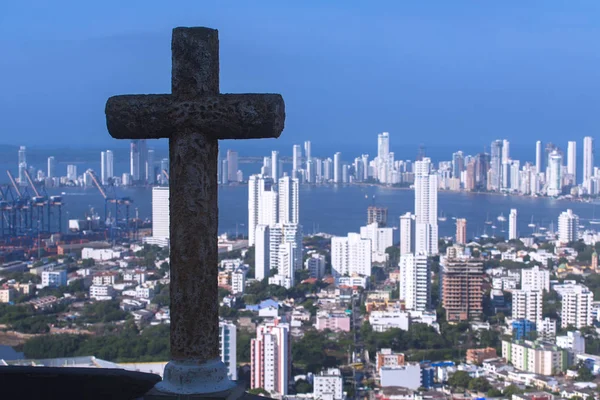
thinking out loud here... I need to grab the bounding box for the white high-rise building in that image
[535,140,543,175]
[399,213,412,255]
[512,290,543,324]
[562,287,594,328]
[251,320,290,396]
[106,150,114,182]
[521,266,550,292]
[558,209,579,244]
[248,175,275,246]
[271,151,279,180]
[269,242,296,289]
[100,151,113,185]
[152,187,170,241]
[378,132,390,160]
[304,141,311,164]
[219,320,237,380]
[47,156,56,179]
[399,253,430,311]
[278,176,299,224]
[567,141,577,184]
[502,139,510,163]
[414,158,438,255]
[360,222,394,263]
[547,150,562,196]
[18,146,27,186]
[269,224,302,277]
[130,140,140,182]
[292,144,302,176]
[67,165,77,182]
[333,152,342,183]
[255,224,270,281]
[583,136,594,185]
[508,208,518,240]
[331,233,372,278]
[305,253,326,279]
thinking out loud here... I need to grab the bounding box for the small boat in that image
[485,213,492,225]
[491,225,497,229]
[539,226,547,231]
[579,225,586,229]
[481,233,489,238]
[590,220,600,225]
[451,216,456,220]
[438,211,447,222]
[61,192,66,195]
[497,213,507,222]
[528,216,535,228]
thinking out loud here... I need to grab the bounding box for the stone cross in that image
[105,27,285,396]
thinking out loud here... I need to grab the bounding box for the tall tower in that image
[292,144,302,178]
[106,150,114,182]
[490,140,503,190]
[508,209,518,240]
[414,158,438,255]
[547,150,563,196]
[271,151,279,180]
[333,152,342,183]
[251,320,291,396]
[47,156,56,180]
[101,151,108,185]
[248,175,275,246]
[303,141,311,164]
[455,218,467,245]
[399,212,413,255]
[567,141,577,184]
[535,140,543,175]
[583,136,594,185]
[147,149,155,184]
[130,140,140,182]
[227,150,239,182]
[278,176,299,224]
[152,186,170,241]
[399,253,430,311]
[18,146,27,186]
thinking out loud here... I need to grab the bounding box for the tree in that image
[385,246,399,268]
[248,388,269,396]
[448,370,471,389]
[295,379,313,394]
[468,377,491,393]
[502,384,523,397]
[487,388,502,397]
[576,364,594,382]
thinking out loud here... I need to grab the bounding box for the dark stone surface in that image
[0,366,160,400]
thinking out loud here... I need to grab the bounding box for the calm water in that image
[40,184,599,241]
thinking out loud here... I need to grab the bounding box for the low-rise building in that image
[0,287,15,303]
[315,311,351,332]
[313,368,344,400]
[556,331,585,354]
[380,364,422,389]
[231,268,247,295]
[92,272,119,286]
[123,270,147,284]
[135,285,154,300]
[82,247,125,261]
[376,348,405,372]
[305,253,326,280]
[89,285,115,301]
[466,347,497,364]
[369,310,410,332]
[41,270,67,288]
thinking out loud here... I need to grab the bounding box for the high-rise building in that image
[306,159,315,183]
[292,144,302,176]
[152,186,170,241]
[221,159,229,184]
[323,158,332,181]
[146,149,155,184]
[18,146,27,186]
[304,141,311,164]
[361,154,369,180]
[441,258,483,321]
[255,224,270,281]
[130,140,141,182]
[414,158,438,255]
[452,151,464,179]
[378,132,390,160]
[342,164,349,183]
[490,140,503,190]
[502,139,510,164]
[331,233,372,277]
[219,320,237,380]
[547,150,562,196]
[535,140,543,174]
[313,369,344,400]
[567,141,576,184]
[561,286,594,329]
[399,253,430,311]
[278,176,299,224]
[367,206,388,227]
[399,213,412,255]
[160,158,169,185]
[558,209,579,244]
[305,253,326,279]
[47,156,56,179]
[248,175,275,246]
[508,209,517,240]
[455,218,467,245]
[227,150,239,182]
[512,290,543,325]
[271,151,279,180]
[583,136,594,185]
[521,266,550,292]
[360,222,394,263]
[269,224,302,278]
[251,320,290,396]
[333,152,342,183]
[100,151,111,185]
[67,165,77,182]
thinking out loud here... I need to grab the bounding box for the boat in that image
[528,216,535,228]
[539,226,547,231]
[485,213,492,225]
[491,225,497,229]
[497,213,506,222]
[61,192,66,195]
[579,225,586,229]
[438,211,447,222]
[590,205,600,225]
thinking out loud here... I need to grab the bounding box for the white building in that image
[248,175,275,246]
[399,212,412,255]
[305,253,326,279]
[313,368,344,400]
[521,266,550,292]
[547,150,563,196]
[333,152,342,183]
[512,290,543,324]
[536,140,543,174]
[269,223,302,280]
[251,320,290,396]
[151,186,170,243]
[360,222,394,263]
[82,247,124,261]
[92,272,118,286]
[278,176,299,224]
[567,141,577,184]
[219,320,237,381]
[89,285,115,301]
[584,136,594,186]
[269,242,296,289]
[271,150,279,180]
[368,310,410,332]
[399,253,430,311]
[508,208,518,240]
[41,270,67,288]
[562,286,594,328]
[331,233,372,278]
[380,364,422,389]
[558,209,579,244]
[502,340,566,376]
[232,268,247,295]
[556,331,585,354]
[414,158,438,255]
[255,224,270,281]
[47,156,56,179]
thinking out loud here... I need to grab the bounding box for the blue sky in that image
[1,1,600,154]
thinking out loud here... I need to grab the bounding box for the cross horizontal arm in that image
[105,93,285,140]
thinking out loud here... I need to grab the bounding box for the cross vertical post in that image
[105,27,285,397]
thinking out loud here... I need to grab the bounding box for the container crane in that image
[6,170,32,235]
[23,169,49,232]
[162,169,169,182]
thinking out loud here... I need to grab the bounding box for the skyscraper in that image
[455,218,467,245]
[502,139,510,163]
[248,175,275,246]
[414,158,438,255]
[333,152,342,183]
[558,209,579,244]
[490,140,503,190]
[152,186,170,241]
[399,253,430,311]
[147,148,155,184]
[452,151,464,179]
[47,156,56,180]
[583,136,594,185]
[304,141,311,164]
[547,150,562,196]
[271,151,279,180]
[269,223,302,285]
[323,158,332,181]
[219,320,237,381]
[251,320,291,396]
[567,141,577,183]
[508,209,517,240]
[535,140,543,174]
[331,233,372,277]
[227,150,239,182]
[399,212,412,255]
[278,176,299,224]
[18,146,27,186]
[160,158,169,185]
[377,132,390,160]
[441,258,483,322]
[292,144,301,176]
[130,140,140,182]
[101,151,109,185]
[255,224,270,281]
